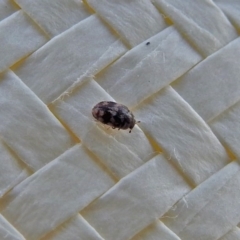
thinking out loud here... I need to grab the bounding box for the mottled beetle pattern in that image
[92,101,139,133]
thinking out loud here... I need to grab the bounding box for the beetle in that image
[92,101,140,133]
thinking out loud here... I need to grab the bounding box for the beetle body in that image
[92,101,137,133]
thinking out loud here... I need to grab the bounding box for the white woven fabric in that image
[0,0,240,239]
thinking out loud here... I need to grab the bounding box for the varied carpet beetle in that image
[92,101,140,133]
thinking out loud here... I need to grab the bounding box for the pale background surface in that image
[0,0,240,239]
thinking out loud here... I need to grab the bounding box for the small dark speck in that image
[146,42,150,46]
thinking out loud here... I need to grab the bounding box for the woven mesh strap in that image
[0,0,240,239]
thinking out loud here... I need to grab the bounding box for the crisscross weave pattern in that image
[1,0,240,239]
